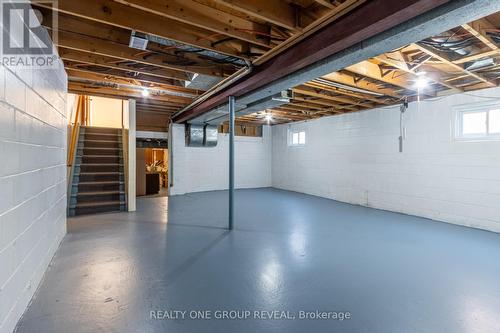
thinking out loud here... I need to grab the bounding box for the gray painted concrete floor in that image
[15,188,500,333]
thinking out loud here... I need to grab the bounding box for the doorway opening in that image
[137,145,168,198]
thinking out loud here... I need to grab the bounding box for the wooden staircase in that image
[69,127,126,216]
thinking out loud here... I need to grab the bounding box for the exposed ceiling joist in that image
[40,10,236,77]
[453,49,498,64]
[68,81,192,105]
[374,53,463,92]
[252,0,368,66]
[113,0,272,48]
[65,67,201,97]
[305,81,393,105]
[291,101,333,111]
[314,0,335,9]
[44,0,252,60]
[56,31,220,78]
[55,0,500,126]
[322,71,403,98]
[462,18,499,51]
[293,87,368,110]
[291,96,357,111]
[176,0,451,123]
[345,60,434,96]
[414,43,497,87]
[58,48,191,83]
[211,0,300,32]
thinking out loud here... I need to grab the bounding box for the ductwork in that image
[184,74,223,91]
[185,124,219,147]
[174,63,253,121]
[313,78,384,96]
[464,58,495,71]
[140,33,247,67]
[420,34,476,56]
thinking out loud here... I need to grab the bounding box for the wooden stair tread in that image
[79,171,122,175]
[85,131,120,133]
[76,200,125,208]
[79,163,123,166]
[77,180,124,185]
[76,190,124,196]
[80,155,121,158]
[83,139,119,143]
[70,126,126,216]
[82,127,121,132]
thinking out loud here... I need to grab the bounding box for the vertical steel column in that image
[228,96,235,230]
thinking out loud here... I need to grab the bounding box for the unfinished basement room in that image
[2,0,500,332]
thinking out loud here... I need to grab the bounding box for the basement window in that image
[456,104,500,140]
[289,130,306,146]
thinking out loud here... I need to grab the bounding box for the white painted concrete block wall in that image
[0,62,67,333]
[170,124,272,195]
[272,87,500,233]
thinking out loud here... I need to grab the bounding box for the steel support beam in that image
[179,0,500,124]
[228,96,235,231]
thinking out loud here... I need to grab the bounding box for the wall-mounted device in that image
[399,98,408,153]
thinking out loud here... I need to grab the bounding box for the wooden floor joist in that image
[375,53,463,92]
[51,0,498,125]
[113,0,272,48]
[68,81,192,106]
[45,0,256,59]
[211,0,300,32]
[57,31,219,78]
[413,43,497,87]
[58,48,195,83]
[322,71,403,98]
[65,67,202,97]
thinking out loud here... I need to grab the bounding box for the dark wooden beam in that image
[174,0,450,123]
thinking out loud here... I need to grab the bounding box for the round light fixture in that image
[415,77,429,89]
[141,88,150,97]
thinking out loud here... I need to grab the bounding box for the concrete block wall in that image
[0,61,68,332]
[170,124,272,195]
[272,87,500,233]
